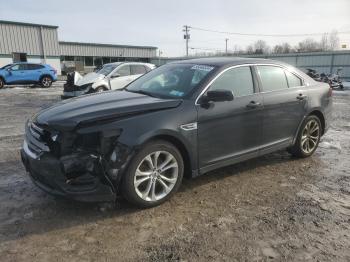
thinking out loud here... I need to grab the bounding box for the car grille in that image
[25,122,50,157]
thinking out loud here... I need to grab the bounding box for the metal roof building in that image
[0,20,157,75]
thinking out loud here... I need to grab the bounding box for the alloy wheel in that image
[134,151,179,202]
[42,77,52,87]
[301,119,320,154]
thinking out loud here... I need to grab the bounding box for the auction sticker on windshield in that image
[191,65,214,72]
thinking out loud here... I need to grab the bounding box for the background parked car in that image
[62,62,156,98]
[0,63,57,88]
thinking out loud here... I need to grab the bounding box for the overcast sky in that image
[1,0,349,56]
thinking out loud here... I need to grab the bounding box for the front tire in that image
[0,78,4,89]
[121,140,184,208]
[40,76,53,88]
[95,86,107,93]
[288,115,322,158]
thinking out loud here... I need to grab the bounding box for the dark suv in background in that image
[0,62,57,88]
[21,57,332,208]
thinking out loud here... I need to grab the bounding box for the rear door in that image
[130,64,147,81]
[25,64,44,82]
[197,65,263,168]
[109,64,132,90]
[256,65,308,150]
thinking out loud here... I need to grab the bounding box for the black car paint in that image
[21,58,332,202]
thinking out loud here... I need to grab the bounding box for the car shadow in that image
[0,150,315,244]
[179,150,302,192]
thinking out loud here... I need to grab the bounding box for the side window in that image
[11,64,27,70]
[285,70,302,87]
[209,66,254,97]
[27,64,44,70]
[116,65,130,76]
[130,65,147,75]
[10,65,20,70]
[257,66,288,92]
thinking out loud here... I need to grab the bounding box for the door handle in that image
[246,101,262,109]
[296,94,307,100]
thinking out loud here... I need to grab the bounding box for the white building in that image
[0,20,157,75]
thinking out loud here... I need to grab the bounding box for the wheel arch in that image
[308,110,325,135]
[39,74,53,82]
[293,109,326,145]
[143,134,193,178]
[0,75,5,84]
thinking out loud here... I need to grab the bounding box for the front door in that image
[110,65,133,90]
[197,66,263,168]
[256,65,308,148]
[6,64,27,83]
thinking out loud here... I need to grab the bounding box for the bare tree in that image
[246,44,254,54]
[254,40,270,54]
[272,42,293,54]
[328,30,339,50]
[282,43,292,53]
[273,44,284,54]
[320,33,330,51]
[297,38,321,52]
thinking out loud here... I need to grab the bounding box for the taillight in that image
[50,69,57,75]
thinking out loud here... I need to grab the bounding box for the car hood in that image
[76,72,105,86]
[34,91,182,131]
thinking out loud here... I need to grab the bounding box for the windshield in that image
[0,64,12,70]
[97,64,119,76]
[126,63,215,98]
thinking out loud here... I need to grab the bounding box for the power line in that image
[189,26,350,37]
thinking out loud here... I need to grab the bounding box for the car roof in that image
[105,62,155,67]
[11,62,46,65]
[170,57,285,67]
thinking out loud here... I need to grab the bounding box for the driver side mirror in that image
[6,68,12,74]
[201,89,234,103]
[110,73,120,79]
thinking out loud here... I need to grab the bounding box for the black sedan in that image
[21,57,332,207]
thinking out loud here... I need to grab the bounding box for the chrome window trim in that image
[195,63,306,105]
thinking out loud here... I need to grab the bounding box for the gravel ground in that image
[0,84,349,261]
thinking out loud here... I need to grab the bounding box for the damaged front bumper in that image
[20,122,117,202]
[61,84,93,99]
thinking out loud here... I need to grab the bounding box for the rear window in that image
[131,65,147,75]
[285,70,302,87]
[27,64,44,70]
[257,66,288,92]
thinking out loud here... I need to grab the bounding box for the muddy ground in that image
[0,84,349,261]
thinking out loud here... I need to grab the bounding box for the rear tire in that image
[40,76,53,88]
[288,115,322,158]
[121,140,184,208]
[0,78,4,89]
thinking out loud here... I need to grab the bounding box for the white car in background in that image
[62,62,156,98]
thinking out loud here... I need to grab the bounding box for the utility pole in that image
[225,38,229,55]
[183,25,190,57]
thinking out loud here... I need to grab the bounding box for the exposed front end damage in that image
[20,120,133,202]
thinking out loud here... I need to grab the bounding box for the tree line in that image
[193,30,340,56]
